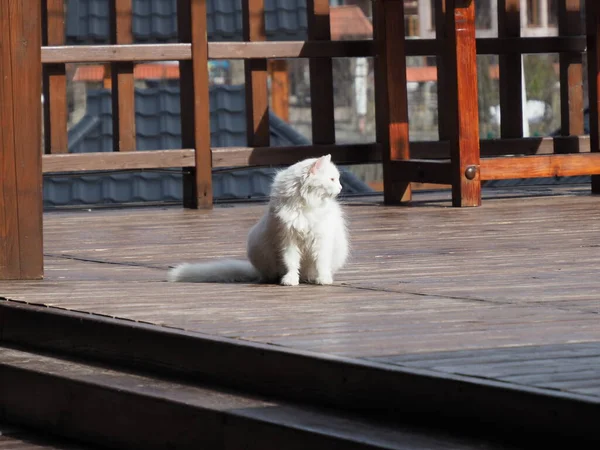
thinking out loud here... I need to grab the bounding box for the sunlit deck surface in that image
[2,185,600,402]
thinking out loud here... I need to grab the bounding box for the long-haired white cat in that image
[168,154,349,286]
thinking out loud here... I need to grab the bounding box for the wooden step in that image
[0,423,99,449]
[1,299,599,447]
[0,346,522,450]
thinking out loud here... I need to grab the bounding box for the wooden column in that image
[498,0,523,138]
[374,0,411,204]
[42,0,67,154]
[586,0,600,193]
[558,0,584,137]
[307,0,335,144]
[0,0,43,279]
[444,0,481,207]
[109,0,136,152]
[243,0,270,147]
[178,0,212,208]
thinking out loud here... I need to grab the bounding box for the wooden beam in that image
[307,0,335,145]
[498,0,523,138]
[586,0,600,193]
[0,0,43,279]
[42,150,196,173]
[42,0,68,154]
[445,0,481,207]
[374,0,412,204]
[243,0,270,147]
[480,154,600,180]
[178,0,213,208]
[109,0,136,152]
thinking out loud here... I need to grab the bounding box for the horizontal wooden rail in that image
[42,144,380,174]
[40,36,587,65]
[42,44,192,63]
[42,150,195,173]
[480,153,600,180]
[41,137,592,174]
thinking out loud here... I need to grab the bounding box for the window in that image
[548,0,558,27]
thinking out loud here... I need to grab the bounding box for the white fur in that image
[168,154,349,286]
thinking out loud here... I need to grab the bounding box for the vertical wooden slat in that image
[498,0,523,138]
[178,0,212,208]
[307,0,335,144]
[435,0,450,140]
[42,0,68,154]
[0,0,43,279]
[559,0,584,136]
[445,0,481,207]
[269,60,290,122]
[586,0,600,193]
[109,0,136,152]
[243,0,270,147]
[374,0,411,204]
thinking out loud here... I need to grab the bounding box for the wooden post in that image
[586,0,600,193]
[42,0,68,154]
[0,0,43,279]
[243,0,270,147]
[178,0,212,208]
[498,0,523,138]
[444,0,481,207]
[374,0,412,204]
[307,0,335,145]
[109,0,136,152]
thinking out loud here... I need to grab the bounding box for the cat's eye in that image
[331,178,335,182]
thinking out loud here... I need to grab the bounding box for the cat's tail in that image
[167,259,261,283]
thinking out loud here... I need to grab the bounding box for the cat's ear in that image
[309,154,331,175]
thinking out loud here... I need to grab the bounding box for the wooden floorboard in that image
[1,186,599,402]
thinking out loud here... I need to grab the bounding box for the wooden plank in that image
[42,149,196,173]
[268,60,289,122]
[211,143,380,168]
[243,0,270,148]
[444,0,481,207]
[480,153,600,180]
[0,0,43,279]
[41,44,193,63]
[587,0,600,193]
[374,0,411,204]
[39,37,588,65]
[178,0,212,209]
[109,0,136,152]
[498,0,523,138]
[558,0,584,136]
[307,0,335,145]
[42,0,68,154]
[209,40,376,59]
[435,0,450,141]
[389,160,452,185]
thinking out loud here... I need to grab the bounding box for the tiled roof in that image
[68,83,311,154]
[329,5,372,40]
[66,0,308,43]
[44,82,373,207]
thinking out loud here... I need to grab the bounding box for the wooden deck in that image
[2,185,600,402]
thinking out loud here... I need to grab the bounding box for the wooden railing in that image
[2,0,600,279]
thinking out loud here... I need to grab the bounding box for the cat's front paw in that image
[281,273,300,286]
[315,274,333,285]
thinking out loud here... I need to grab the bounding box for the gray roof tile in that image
[66,0,308,44]
[68,83,310,154]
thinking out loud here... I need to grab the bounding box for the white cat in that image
[168,154,349,286]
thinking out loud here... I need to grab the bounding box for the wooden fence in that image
[1,0,600,279]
